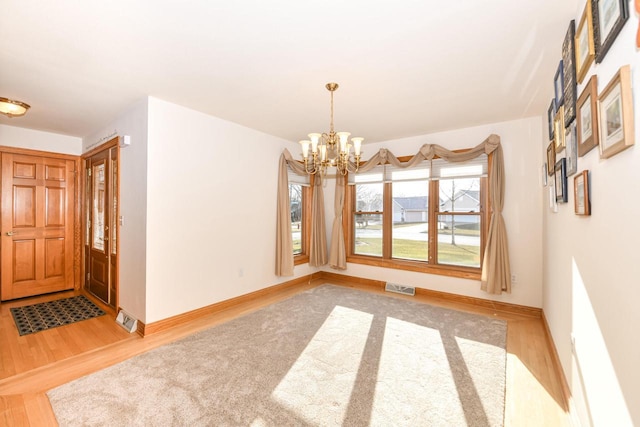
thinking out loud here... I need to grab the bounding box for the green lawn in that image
[354,237,480,267]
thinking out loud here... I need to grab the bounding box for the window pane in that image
[356,182,383,212]
[354,213,383,257]
[439,177,481,213]
[289,184,303,255]
[392,180,428,261]
[437,214,480,267]
[92,163,105,252]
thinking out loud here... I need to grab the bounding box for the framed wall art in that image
[565,121,578,176]
[547,142,556,176]
[599,65,634,159]
[563,20,577,126]
[548,99,556,140]
[575,1,595,83]
[555,158,568,203]
[549,177,558,212]
[592,0,629,63]
[577,75,599,156]
[574,170,591,215]
[554,60,565,107]
[554,105,566,153]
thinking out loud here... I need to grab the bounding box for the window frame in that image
[344,153,491,279]
[291,177,313,265]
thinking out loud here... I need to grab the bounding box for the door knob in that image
[6,231,14,236]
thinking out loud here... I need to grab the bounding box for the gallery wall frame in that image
[554,105,566,153]
[555,158,568,203]
[548,99,557,140]
[598,65,635,159]
[562,20,577,126]
[554,60,565,107]
[547,142,556,176]
[592,0,629,63]
[575,1,595,83]
[577,75,599,157]
[565,121,578,176]
[574,170,591,215]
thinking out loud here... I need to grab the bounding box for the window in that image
[346,154,488,279]
[289,183,303,255]
[288,166,311,264]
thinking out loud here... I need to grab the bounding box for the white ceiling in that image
[0,0,578,143]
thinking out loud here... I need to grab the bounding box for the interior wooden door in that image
[84,145,118,308]
[1,153,75,301]
[86,150,110,304]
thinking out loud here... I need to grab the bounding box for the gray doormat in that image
[10,295,105,336]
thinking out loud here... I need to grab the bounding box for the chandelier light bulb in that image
[300,140,311,158]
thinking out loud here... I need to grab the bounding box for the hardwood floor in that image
[0,280,573,426]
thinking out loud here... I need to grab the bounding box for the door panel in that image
[13,186,36,227]
[45,187,66,226]
[1,153,75,301]
[13,240,36,282]
[44,238,65,278]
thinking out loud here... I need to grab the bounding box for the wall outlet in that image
[511,274,517,283]
[238,268,244,277]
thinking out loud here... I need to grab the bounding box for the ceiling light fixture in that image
[299,83,363,176]
[0,97,31,118]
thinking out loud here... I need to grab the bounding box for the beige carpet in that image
[48,285,507,426]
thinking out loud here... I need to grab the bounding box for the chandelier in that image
[299,83,363,176]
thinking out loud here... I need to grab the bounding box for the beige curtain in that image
[334,134,511,294]
[275,149,327,276]
[328,174,347,269]
[309,174,328,267]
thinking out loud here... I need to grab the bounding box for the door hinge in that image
[88,168,92,177]
[86,273,90,281]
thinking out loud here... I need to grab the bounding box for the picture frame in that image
[575,1,595,83]
[599,65,635,159]
[547,142,556,176]
[554,60,565,107]
[554,105,565,153]
[574,170,590,215]
[565,121,578,176]
[577,75,599,157]
[542,164,548,186]
[547,99,556,140]
[562,20,577,126]
[592,0,630,63]
[549,177,558,212]
[555,158,568,203]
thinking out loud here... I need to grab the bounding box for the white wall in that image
[83,99,149,323]
[542,2,639,425]
[145,97,314,323]
[321,117,543,308]
[0,124,81,155]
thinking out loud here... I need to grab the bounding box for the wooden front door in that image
[85,146,118,307]
[1,153,75,301]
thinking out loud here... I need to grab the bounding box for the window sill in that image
[294,254,309,266]
[346,255,481,280]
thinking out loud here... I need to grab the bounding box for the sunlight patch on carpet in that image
[371,317,460,425]
[272,305,373,425]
